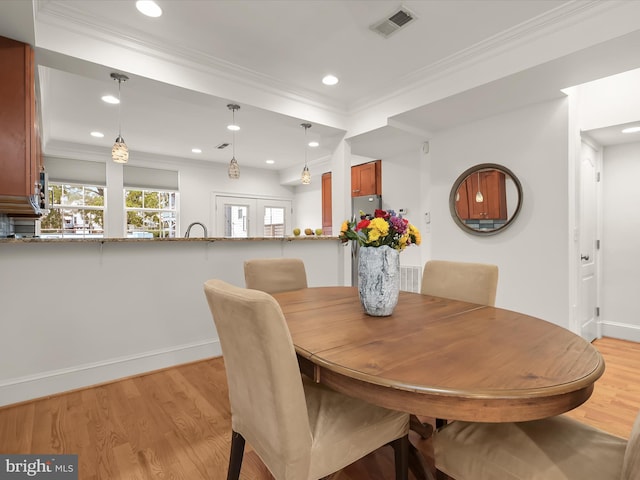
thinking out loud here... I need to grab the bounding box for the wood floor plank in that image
[1,337,638,479]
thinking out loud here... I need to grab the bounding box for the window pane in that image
[63,185,83,206]
[263,206,285,238]
[84,187,104,207]
[126,190,143,208]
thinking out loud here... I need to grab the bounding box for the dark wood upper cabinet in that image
[321,172,332,235]
[351,160,381,197]
[0,36,39,198]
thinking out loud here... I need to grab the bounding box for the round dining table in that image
[272,286,604,423]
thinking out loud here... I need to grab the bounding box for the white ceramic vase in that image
[357,245,400,317]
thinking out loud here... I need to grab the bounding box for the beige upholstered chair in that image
[412,260,499,439]
[244,257,308,294]
[420,259,499,307]
[433,411,640,480]
[203,279,410,480]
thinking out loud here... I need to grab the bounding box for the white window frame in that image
[39,182,106,238]
[124,188,179,238]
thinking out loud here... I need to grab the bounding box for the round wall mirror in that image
[449,163,523,236]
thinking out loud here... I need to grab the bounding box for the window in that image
[125,189,178,238]
[40,183,105,238]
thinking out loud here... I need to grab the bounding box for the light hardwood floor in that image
[1,337,638,479]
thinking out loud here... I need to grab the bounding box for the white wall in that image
[293,180,323,235]
[600,141,640,340]
[0,238,344,406]
[426,98,571,327]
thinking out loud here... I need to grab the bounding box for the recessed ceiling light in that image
[308,141,319,148]
[192,148,202,153]
[265,159,275,164]
[227,124,240,131]
[136,0,162,17]
[101,95,119,104]
[622,126,640,134]
[322,74,339,86]
[90,131,104,138]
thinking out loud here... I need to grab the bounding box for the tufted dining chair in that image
[244,257,308,294]
[433,410,640,480]
[411,260,499,440]
[420,260,499,307]
[203,279,410,480]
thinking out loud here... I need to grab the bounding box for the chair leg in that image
[391,435,409,480]
[227,430,245,480]
[410,414,434,439]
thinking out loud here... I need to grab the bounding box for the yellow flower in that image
[369,217,389,236]
[409,224,421,245]
[340,220,349,234]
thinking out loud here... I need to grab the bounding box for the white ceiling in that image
[1,0,640,177]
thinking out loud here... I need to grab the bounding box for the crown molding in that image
[349,0,616,114]
[34,1,348,117]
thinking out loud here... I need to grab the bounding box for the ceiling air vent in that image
[216,143,230,149]
[370,6,417,38]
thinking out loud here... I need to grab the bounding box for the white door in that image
[214,195,291,237]
[578,140,600,341]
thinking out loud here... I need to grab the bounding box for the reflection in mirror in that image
[449,163,522,235]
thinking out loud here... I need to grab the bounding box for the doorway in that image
[577,138,601,341]
[213,195,292,237]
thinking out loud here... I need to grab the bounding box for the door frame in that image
[572,135,603,340]
[211,192,292,237]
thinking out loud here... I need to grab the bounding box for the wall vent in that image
[370,6,417,38]
[216,143,230,149]
[400,265,422,293]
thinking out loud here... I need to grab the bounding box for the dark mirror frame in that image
[449,163,523,236]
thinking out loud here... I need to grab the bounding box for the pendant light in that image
[301,123,312,184]
[110,73,129,164]
[227,104,240,179]
[475,171,484,202]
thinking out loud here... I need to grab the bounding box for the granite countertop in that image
[0,236,340,244]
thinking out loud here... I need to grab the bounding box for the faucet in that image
[185,222,208,238]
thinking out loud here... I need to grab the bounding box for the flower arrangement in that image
[339,209,421,251]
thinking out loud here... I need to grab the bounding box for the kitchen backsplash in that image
[0,215,37,237]
[0,214,12,237]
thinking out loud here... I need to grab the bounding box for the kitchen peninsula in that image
[0,236,345,407]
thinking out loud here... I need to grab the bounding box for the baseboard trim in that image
[0,339,221,407]
[600,321,640,343]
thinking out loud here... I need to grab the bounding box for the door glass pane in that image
[264,206,285,237]
[224,204,249,237]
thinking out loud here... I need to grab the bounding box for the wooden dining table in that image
[272,286,605,424]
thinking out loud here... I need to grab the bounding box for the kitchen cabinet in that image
[351,160,381,197]
[0,35,41,215]
[456,170,507,220]
[321,172,332,235]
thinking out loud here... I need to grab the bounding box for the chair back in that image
[244,258,308,294]
[421,260,498,306]
[622,410,640,480]
[203,279,313,477]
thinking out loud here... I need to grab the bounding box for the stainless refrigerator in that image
[351,195,382,286]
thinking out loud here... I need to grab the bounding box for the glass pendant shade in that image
[228,157,240,179]
[110,73,129,164]
[301,165,311,184]
[112,135,129,163]
[300,122,312,184]
[227,104,240,179]
[475,171,483,202]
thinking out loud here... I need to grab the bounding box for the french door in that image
[213,195,291,238]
